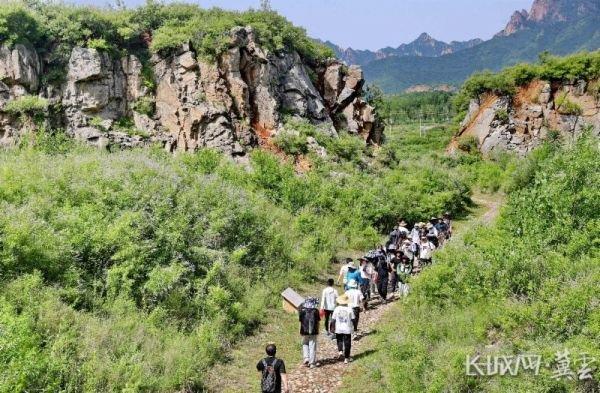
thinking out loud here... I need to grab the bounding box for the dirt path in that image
[285,194,502,393]
[206,194,502,393]
[286,295,398,393]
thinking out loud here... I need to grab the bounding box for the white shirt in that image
[360,262,374,280]
[398,226,410,235]
[332,305,355,334]
[345,288,364,308]
[411,228,421,244]
[320,287,339,311]
[339,265,349,284]
[420,241,436,259]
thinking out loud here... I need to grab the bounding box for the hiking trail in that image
[286,194,502,393]
[205,194,502,393]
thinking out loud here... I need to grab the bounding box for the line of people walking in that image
[257,215,452,392]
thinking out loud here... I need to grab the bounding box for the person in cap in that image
[344,259,362,291]
[345,279,364,336]
[426,221,439,248]
[298,297,320,368]
[331,294,355,364]
[320,279,338,337]
[397,220,410,236]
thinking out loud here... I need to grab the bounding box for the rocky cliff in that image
[497,0,599,37]
[454,79,600,155]
[0,27,383,155]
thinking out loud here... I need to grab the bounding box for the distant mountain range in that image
[332,0,600,93]
[324,33,483,66]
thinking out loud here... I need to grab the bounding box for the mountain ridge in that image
[324,33,483,67]
[361,0,600,92]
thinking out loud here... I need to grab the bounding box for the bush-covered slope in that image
[364,16,600,93]
[0,120,473,391]
[346,135,600,392]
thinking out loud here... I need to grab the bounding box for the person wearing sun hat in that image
[332,293,355,363]
[397,220,409,236]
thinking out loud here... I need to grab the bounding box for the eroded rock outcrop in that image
[0,27,383,154]
[455,80,600,155]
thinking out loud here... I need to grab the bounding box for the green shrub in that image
[350,135,600,392]
[555,92,583,116]
[457,135,479,154]
[86,37,111,52]
[3,95,48,115]
[131,96,155,116]
[454,51,600,113]
[0,3,43,47]
[495,109,509,123]
[273,130,308,156]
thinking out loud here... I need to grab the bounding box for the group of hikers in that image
[257,214,453,393]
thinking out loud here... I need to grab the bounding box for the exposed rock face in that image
[318,60,383,143]
[455,80,600,155]
[496,10,529,37]
[497,0,600,37]
[0,27,384,154]
[0,44,42,146]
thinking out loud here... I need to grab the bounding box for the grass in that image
[204,269,336,392]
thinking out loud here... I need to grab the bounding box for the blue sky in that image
[73,0,533,50]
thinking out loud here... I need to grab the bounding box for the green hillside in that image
[364,17,600,93]
[345,134,600,392]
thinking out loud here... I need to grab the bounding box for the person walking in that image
[389,250,403,293]
[345,279,364,337]
[376,253,390,302]
[320,279,338,337]
[419,236,436,267]
[359,257,373,309]
[397,255,412,297]
[257,343,289,393]
[345,260,362,291]
[298,297,320,368]
[332,294,355,364]
[337,258,353,288]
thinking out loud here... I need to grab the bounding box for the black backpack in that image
[261,358,279,393]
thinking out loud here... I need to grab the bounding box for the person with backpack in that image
[389,249,403,293]
[345,260,362,291]
[332,293,355,364]
[320,279,338,337]
[426,221,439,248]
[397,255,412,297]
[359,257,374,309]
[345,279,364,337]
[443,212,453,239]
[419,236,436,267]
[257,343,289,393]
[376,253,391,302]
[298,297,320,368]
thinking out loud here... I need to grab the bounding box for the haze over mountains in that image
[335,0,600,93]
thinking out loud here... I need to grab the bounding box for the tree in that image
[260,0,272,11]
